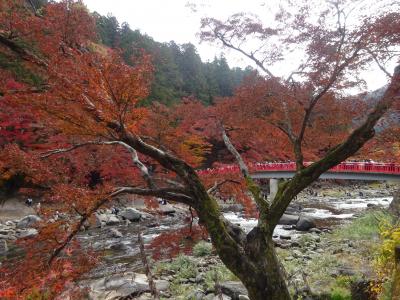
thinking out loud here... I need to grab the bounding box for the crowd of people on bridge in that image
[198,160,400,176]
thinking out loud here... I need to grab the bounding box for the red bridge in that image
[199,162,400,181]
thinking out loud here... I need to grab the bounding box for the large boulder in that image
[94,213,108,228]
[89,272,169,300]
[285,203,303,215]
[16,215,42,229]
[158,204,176,215]
[218,281,248,299]
[278,214,299,225]
[105,215,120,226]
[120,208,142,222]
[296,216,316,231]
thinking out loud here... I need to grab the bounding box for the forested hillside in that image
[0,1,252,106]
[94,14,253,105]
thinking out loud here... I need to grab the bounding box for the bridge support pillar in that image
[269,179,280,201]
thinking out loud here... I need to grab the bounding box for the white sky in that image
[83,0,266,65]
[83,0,395,91]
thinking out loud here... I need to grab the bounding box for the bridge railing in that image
[197,162,400,176]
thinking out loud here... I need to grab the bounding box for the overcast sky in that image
[83,0,394,91]
[83,0,268,65]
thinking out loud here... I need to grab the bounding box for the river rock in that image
[220,203,244,213]
[16,215,42,229]
[158,204,176,215]
[105,215,120,226]
[18,228,38,238]
[89,273,169,300]
[110,242,130,251]
[286,204,302,214]
[296,216,316,231]
[109,228,123,238]
[187,290,206,300]
[120,208,141,221]
[279,214,299,225]
[156,280,170,291]
[218,281,248,299]
[0,227,14,235]
[5,221,15,226]
[204,294,231,300]
[337,266,356,276]
[94,213,108,228]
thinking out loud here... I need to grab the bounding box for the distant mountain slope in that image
[93,13,253,105]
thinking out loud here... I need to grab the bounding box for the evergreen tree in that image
[92,13,253,105]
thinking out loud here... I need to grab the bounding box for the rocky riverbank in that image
[78,181,395,299]
[0,181,397,299]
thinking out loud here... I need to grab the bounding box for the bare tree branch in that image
[111,186,193,205]
[221,126,270,216]
[366,49,393,78]
[213,31,275,78]
[221,127,249,178]
[267,66,400,229]
[207,179,241,195]
[41,140,155,188]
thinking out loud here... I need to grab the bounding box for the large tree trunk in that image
[195,193,291,300]
[240,229,291,300]
[117,68,398,300]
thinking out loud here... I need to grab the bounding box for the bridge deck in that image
[198,162,400,181]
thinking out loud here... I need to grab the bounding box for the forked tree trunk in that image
[210,225,291,300]
[118,68,398,300]
[195,193,291,300]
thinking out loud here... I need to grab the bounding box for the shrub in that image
[330,286,351,300]
[333,211,392,241]
[204,264,238,290]
[193,241,213,257]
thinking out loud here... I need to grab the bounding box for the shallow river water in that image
[80,191,393,279]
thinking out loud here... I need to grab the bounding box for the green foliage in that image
[330,286,352,300]
[0,53,43,87]
[374,214,400,298]
[192,241,213,257]
[92,14,253,105]
[379,279,393,300]
[204,264,238,290]
[333,211,392,241]
[93,13,120,47]
[155,255,198,279]
[154,255,198,299]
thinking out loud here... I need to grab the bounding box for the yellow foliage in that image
[374,218,400,296]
